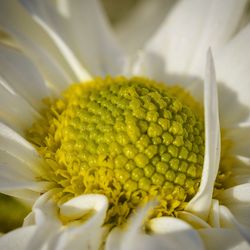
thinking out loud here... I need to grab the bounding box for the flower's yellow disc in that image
[27,77,206,227]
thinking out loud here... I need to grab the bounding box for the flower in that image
[0,0,250,249]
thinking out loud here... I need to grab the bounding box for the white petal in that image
[58,194,108,250]
[0,123,49,200]
[149,217,204,250]
[225,124,250,157]
[216,24,250,121]
[24,193,62,250]
[23,191,61,226]
[0,85,41,133]
[217,84,250,127]
[0,44,49,109]
[0,152,47,201]
[186,50,220,220]
[199,228,250,250]
[26,220,61,250]
[187,0,248,76]
[0,226,36,250]
[0,0,77,92]
[227,204,250,228]
[227,156,250,185]
[0,176,43,195]
[60,194,108,221]
[0,122,50,200]
[178,211,211,229]
[145,0,247,76]
[218,184,250,227]
[0,150,35,180]
[124,233,204,250]
[107,216,205,250]
[114,0,175,55]
[219,205,250,243]
[121,202,156,250]
[20,0,125,77]
[105,227,123,250]
[218,184,250,205]
[1,189,39,204]
[0,122,44,172]
[208,199,220,228]
[106,201,156,250]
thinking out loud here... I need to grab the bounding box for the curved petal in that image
[215,24,250,121]
[186,50,220,220]
[145,0,247,77]
[20,0,125,77]
[0,0,78,92]
[0,44,49,109]
[0,226,36,250]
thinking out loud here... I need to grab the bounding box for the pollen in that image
[27,76,206,227]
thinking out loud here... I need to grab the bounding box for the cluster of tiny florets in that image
[27,77,205,226]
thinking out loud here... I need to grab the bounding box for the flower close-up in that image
[0,0,250,249]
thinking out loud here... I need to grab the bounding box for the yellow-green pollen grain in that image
[27,77,206,227]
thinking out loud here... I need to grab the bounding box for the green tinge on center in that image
[27,77,205,227]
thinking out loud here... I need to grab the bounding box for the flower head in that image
[0,0,250,249]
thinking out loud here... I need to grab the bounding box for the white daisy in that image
[0,0,250,249]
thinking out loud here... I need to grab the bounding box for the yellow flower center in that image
[26,76,231,227]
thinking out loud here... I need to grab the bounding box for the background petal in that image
[20,0,125,77]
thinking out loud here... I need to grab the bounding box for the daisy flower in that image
[0,0,250,249]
